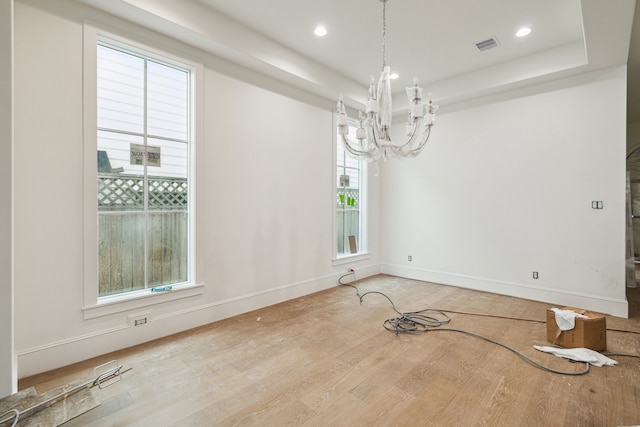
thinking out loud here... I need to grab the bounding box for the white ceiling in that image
[199,0,582,91]
[196,0,584,89]
[79,0,636,117]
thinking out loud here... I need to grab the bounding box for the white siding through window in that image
[97,44,189,178]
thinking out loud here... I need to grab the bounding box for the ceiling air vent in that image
[475,37,500,52]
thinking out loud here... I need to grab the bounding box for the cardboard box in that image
[546,307,607,351]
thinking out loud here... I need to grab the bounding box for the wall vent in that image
[475,37,500,51]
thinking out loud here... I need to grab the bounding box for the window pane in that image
[337,139,345,162]
[337,209,360,254]
[336,137,359,169]
[98,213,146,296]
[98,130,145,175]
[98,132,144,212]
[146,137,188,178]
[147,212,188,286]
[146,138,188,211]
[97,39,192,298]
[336,167,359,190]
[147,61,189,140]
[148,176,187,212]
[336,124,362,256]
[97,45,144,133]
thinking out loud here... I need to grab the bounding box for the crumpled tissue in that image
[551,307,588,331]
[533,345,617,367]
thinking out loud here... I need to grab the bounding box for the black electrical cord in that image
[339,273,452,333]
[338,272,595,376]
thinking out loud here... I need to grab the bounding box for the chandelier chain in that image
[382,0,386,69]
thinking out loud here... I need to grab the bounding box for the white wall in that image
[0,0,16,397]
[381,67,628,317]
[13,1,380,377]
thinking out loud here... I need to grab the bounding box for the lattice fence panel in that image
[149,179,188,210]
[337,188,359,208]
[98,174,187,211]
[98,176,145,210]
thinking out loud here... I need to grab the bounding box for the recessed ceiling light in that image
[516,27,531,38]
[314,25,327,37]
[389,72,399,80]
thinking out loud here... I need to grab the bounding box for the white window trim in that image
[332,115,369,264]
[82,24,205,319]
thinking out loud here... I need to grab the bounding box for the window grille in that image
[336,125,363,255]
[96,40,192,297]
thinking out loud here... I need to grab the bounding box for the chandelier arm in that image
[405,119,431,151]
[341,139,376,159]
[401,118,421,150]
[373,117,420,157]
[339,128,379,161]
[399,102,438,155]
[344,145,380,161]
[402,125,433,157]
[379,119,434,159]
[338,130,364,153]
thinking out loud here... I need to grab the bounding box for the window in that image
[336,123,365,257]
[96,39,192,298]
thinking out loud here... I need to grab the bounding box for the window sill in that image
[332,252,370,266]
[82,283,205,320]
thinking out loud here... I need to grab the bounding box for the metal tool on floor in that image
[0,360,130,427]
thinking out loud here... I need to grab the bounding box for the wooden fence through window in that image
[98,174,187,297]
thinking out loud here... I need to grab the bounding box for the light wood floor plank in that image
[16,274,640,426]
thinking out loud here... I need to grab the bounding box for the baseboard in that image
[381,264,629,319]
[17,262,626,378]
[17,265,381,378]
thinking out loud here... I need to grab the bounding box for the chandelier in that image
[336,0,438,166]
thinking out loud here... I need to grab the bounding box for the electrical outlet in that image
[533,271,539,279]
[408,255,412,262]
[128,312,151,327]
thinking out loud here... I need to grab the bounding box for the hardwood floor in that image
[18,275,640,426]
